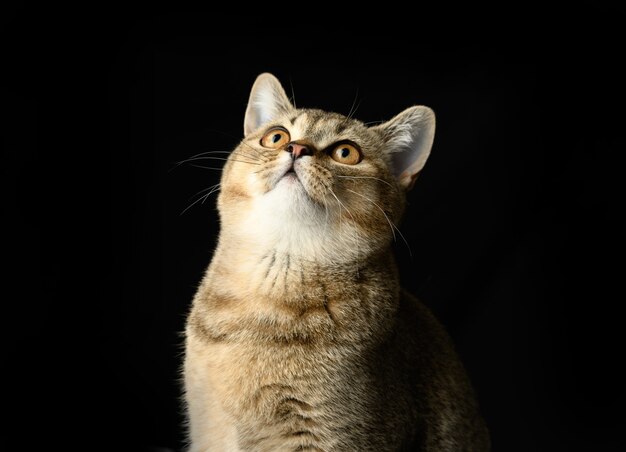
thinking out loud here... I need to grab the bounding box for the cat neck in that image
[192,237,400,347]
[206,232,397,302]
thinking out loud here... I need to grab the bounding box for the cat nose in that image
[286,142,313,159]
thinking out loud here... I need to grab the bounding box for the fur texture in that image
[183,73,489,451]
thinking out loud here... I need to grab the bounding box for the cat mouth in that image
[272,159,307,193]
[281,163,299,180]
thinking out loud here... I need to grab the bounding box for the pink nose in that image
[286,142,313,159]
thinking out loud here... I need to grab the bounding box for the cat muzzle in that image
[286,142,314,160]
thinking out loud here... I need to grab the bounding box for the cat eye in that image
[330,143,361,165]
[261,127,291,149]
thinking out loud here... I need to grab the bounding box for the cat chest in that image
[195,338,367,447]
[208,341,347,411]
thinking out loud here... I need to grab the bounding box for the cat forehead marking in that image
[286,110,364,149]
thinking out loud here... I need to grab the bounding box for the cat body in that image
[184,74,489,451]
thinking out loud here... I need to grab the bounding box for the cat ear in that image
[243,73,295,136]
[373,106,436,190]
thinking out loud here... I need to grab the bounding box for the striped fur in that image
[183,74,489,451]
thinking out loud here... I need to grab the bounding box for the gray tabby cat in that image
[183,73,490,451]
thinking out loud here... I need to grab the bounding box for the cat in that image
[183,73,490,451]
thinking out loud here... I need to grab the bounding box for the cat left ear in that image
[373,106,436,191]
[244,73,295,136]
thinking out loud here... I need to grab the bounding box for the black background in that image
[5,8,625,452]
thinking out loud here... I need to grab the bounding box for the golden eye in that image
[330,143,361,165]
[260,127,290,149]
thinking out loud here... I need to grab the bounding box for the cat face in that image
[217,74,435,265]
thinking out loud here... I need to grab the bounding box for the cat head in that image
[217,73,435,265]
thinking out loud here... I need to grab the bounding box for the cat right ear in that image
[373,106,436,191]
[243,73,295,136]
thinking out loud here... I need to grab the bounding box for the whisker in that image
[231,143,271,159]
[200,185,220,203]
[170,149,264,173]
[185,150,261,159]
[189,164,225,171]
[238,140,273,160]
[289,76,297,109]
[182,156,261,166]
[324,198,330,227]
[346,188,395,240]
[187,150,264,162]
[328,187,361,275]
[346,188,412,258]
[364,120,385,126]
[337,175,394,188]
[233,149,268,162]
[201,128,269,159]
[317,197,331,261]
[193,128,274,161]
[345,88,361,121]
[180,184,221,215]
[252,163,277,175]
[187,183,221,200]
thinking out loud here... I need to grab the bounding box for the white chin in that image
[276,172,302,188]
[254,177,320,225]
